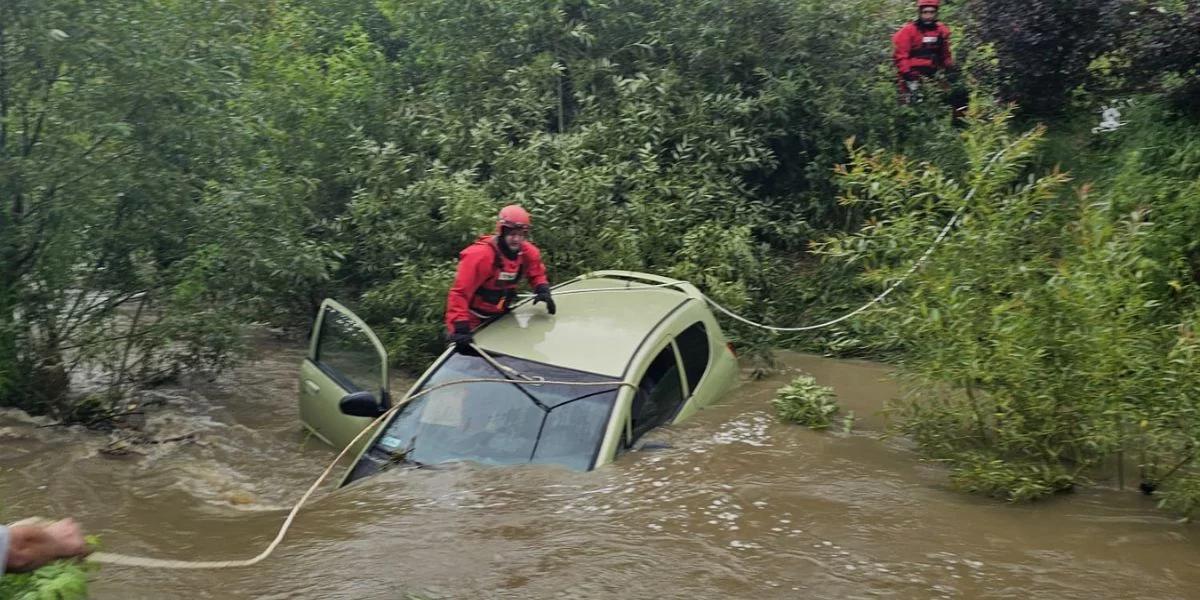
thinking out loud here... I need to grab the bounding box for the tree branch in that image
[18,143,136,221]
[112,292,149,398]
[0,14,10,153]
[58,289,148,345]
[11,98,141,235]
[9,190,52,276]
[19,53,44,154]
[58,327,155,354]
[22,62,64,157]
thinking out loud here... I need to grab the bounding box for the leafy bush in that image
[0,559,96,600]
[823,99,1200,504]
[1,0,937,412]
[0,0,336,418]
[948,452,1076,502]
[773,374,840,430]
[0,523,99,600]
[5,0,1198,525]
[358,262,459,372]
[965,0,1123,117]
[304,0,921,367]
[1088,3,1200,116]
[1157,472,1200,522]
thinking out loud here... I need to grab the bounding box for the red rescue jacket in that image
[892,20,953,78]
[445,235,549,332]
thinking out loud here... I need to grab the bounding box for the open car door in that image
[299,299,389,452]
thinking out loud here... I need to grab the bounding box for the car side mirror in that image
[339,391,385,418]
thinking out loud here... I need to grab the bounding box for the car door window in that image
[675,322,711,394]
[631,346,685,441]
[315,306,382,393]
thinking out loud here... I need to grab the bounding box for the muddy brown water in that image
[2,335,1199,599]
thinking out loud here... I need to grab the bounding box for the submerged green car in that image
[297,271,739,484]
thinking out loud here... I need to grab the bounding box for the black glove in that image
[533,284,556,315]
[449,321,474,354]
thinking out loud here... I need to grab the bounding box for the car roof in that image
[473,272,696,378]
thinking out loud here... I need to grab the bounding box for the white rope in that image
[701,210,962,332]
[88,133,1032,570]
[543,133,1032,333]
[533,281,681,297]
[471,342,544,382]
[91,373,637,569]
[524,216,952,333]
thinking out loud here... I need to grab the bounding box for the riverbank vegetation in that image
[0,557,94,600]
[0,511,97,599]
[2,1,1198,512]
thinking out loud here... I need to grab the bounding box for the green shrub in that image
[0,549,98,600]
[948,452,1076,503]
[1157,472,1200,523]
[824,99,1200,507]
[0,512,99,598]
[772,374,839,430]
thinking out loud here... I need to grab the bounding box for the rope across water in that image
[89,136,1029,569]
[551,130,1032,332]
[91,365,639,569]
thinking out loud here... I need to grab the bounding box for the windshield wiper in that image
[544,387,620,411]
[481,355,551,412]
[510,377,550,412]
[384,436,429,469]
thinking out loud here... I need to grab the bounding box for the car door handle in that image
[304,380,321,394]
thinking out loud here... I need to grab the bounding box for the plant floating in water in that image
[772,374,840,431]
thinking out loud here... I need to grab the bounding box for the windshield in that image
[372,353,620,471]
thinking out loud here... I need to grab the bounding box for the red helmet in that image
[917,0,939,7]
[496,204,531,233]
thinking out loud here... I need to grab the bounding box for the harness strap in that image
[473,237,523,309]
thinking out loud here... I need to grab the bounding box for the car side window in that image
[675,322,710,394]
[316,306,382,393]
[630,346,685,441]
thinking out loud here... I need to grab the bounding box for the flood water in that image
[2,333,1199,599]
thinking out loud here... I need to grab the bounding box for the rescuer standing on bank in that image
[892,0,955,103]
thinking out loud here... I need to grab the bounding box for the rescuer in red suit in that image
[444,204,555,353]
[892,0,955,104]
